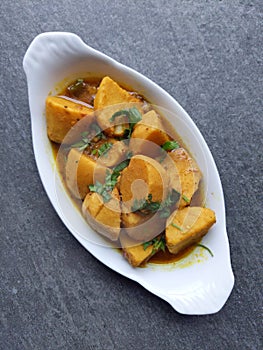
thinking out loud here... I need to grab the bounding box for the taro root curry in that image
[46,76,216,267]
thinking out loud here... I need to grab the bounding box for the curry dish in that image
[46,76,216,267]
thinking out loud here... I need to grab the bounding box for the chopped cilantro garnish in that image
[90,123,106,141]
[161,140,180,151]
[197,244,214,257]
[71,139,90,151]
[171,223,183,231]
[131,189,180,218]
[88,180,112,203]
[70,124,104,151]
[126,151,133,159]
[88,159,131,202]
[131,194,160,214]
[97,142,113,157]
[67,78,85,95]
[113,159,130,174]
[143,236,166,254]
[182,194,190,203]
[110,107,142,124]
[109,107,142,139]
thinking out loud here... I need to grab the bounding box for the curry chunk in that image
[94,76,139,110]
[122,209,166,242]
[120,232,158,267]
[130,110,170,157]
[82,187,121,241]
[119,155,170,210]
[46,96,94,143]
[65,148,106,199]
[165,207,216,255]
[94,76,141,136]
[162,148,201,208]
[97,140,128,168]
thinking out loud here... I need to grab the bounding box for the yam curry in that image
[46,76,216,267]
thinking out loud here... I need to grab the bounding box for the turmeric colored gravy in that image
[51,77,204,265]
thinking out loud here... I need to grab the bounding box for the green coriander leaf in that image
[97,142,113,156]
[109,108,142,139]
[143,241,153,250]
[81,131,89,138]
[142,201,160,212]
[143,236,165,252]
[71,130,92,151]
[67,79,85,95]
[90,123,102,134]
[131,189,180,217]
[71,140,86,148]
[108,159,131,189]
[197,244,214,257]
[101,190,112,203]
[131,195,160,214]
[161,140,180,151]
[78,144,90,151]
[160,240,166,252]
[163,189,180,207]
[109,173,119,186]
[154,237,166,252]
[88,181,112,203]
[158,189,180,217]
[159,207,170,218]
[88,184,96,192]
[143,236,166,255]
[113,159,130,174]
[131,198,146,212]
[128,107,142,124]
[126,151,133,159]
[89,181,103,194]
[90,123,106,141]
[182,194,190,203]
[171,223,183,231]
[110,109,130,122]
[104,170,114,190]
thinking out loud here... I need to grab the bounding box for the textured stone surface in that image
[0,1,262,349]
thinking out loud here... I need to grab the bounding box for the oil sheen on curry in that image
[46,76,216,267]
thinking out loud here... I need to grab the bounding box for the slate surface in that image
[0,1,262,349]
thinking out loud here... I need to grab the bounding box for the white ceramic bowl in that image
[23,32,234,315]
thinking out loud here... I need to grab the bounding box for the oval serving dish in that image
[23,32,234,315]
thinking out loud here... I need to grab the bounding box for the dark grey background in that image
[0,1,262,349]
